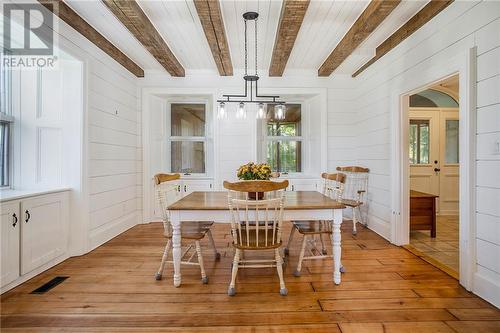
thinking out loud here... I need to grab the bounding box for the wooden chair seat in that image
[339,198,362,207]
[234,228,282,250]
[166,221,214,240]
[293,220,332,235]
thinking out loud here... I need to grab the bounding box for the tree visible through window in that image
[170,103,206,174]
[265,104,302,173]
[409,119,430,164]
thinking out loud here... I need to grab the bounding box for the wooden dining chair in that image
[336,166,370,235]
[284,173,346,277]
[223,180,289,296]
[154,173,220,284]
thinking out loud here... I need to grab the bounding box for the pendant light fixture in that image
[217,12,286,120]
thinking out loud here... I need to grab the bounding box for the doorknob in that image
[434,168,441,172]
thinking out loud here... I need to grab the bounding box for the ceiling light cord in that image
[244,18,248,76]
[255,17,258,76]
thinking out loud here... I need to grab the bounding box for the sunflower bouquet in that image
[237,162,272,180]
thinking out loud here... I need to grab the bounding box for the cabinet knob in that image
[12,213,18,227]
[184,185,187,192]
[25,210,31,223]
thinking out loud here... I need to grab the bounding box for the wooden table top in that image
[410,190,439,198]
[168,191,345,210]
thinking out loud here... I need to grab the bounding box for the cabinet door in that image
[289,179,318,192]
[20,192,69,275]
[1,201,20,287]
[183,180,213,195]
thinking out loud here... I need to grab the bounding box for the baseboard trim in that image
[89,212,138,250]
[473,271,500,308]
[1,253,69,294]
[366,215,391,241]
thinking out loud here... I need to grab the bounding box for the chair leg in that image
[275,248,287,296]
[352,207,358,235]
[319,233,327,255]
[284,225,296,256]
[207,229,221,260]
[195,240,208,284]
[155,239,171,280]
[358,206,367,227]
[294,235,308,277]
[228,249,240,296]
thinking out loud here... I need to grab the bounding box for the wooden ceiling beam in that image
[38,0,144,77]
[352,0,454,77]
[318,0,401,77]
[102,0,185,77]
[269,0,310,77]
[193,0,233,76]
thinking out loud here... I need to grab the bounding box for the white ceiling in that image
[65,0,430,76]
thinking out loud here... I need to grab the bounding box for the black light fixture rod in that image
[255,80,280,99]
[217,99,285,104]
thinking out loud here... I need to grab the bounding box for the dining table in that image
[167,190,345,287]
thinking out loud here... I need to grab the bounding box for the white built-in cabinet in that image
[0,190,69,291]
[284,178,320,192]
[179,179,213,195]
[1,201,20,287]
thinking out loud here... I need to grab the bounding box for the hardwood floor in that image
[408,215,459,278]
[1,222,499,332]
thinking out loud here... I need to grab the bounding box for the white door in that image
[1,201,20,287]
[409,108,459,214]
[21,193,69,274]
[409,109,440,199]
[439,110,460,214]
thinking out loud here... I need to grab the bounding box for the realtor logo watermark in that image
[2,2,59,69]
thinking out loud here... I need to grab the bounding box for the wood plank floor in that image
[1,222,499,332]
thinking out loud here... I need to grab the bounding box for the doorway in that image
[406,75,460,278]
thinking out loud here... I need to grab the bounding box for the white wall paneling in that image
[352,1,500,307]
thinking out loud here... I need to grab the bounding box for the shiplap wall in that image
[37,6,142,252]
[352,0,500,306]
[140,74,356,190]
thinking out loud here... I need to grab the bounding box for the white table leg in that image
[332,208,343,284]
[170,210,182,287]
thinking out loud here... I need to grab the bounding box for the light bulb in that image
[236,102,246,119]
[218,102,227,119]
[275,104,285,120]
[256,103,265,119]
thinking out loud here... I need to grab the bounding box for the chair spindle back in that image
[223,180,288,249]
[335,166,369,205]
[154,173,181,237]
[321,172,346,201]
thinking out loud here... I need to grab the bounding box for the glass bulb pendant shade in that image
[218,102,227,119]
[256,103,266,119]
[236,102,246,119]
[275,104,286,120]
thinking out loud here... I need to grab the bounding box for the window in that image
[0,51,13,187]
[409,119,430,164]
[445,119,459,163]
[265,104,302,173]
[169,103,206,174]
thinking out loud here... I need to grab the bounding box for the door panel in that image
[21,193,69,274]
[439,110,459,214]
[1,201,20,287]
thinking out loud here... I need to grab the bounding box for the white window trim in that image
[166,99,212,178]
[261,102,307,177]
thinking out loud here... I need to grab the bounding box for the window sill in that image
[0,187,71,203]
